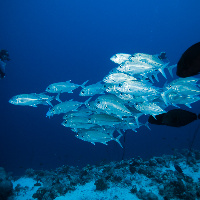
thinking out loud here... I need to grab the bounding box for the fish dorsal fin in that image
[81,80,89,87]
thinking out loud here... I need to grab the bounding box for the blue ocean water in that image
[0,0,200,176]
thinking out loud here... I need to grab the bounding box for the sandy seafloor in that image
[2,149,200,200]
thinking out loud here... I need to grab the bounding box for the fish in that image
[46,80,88,102]
[148,109,198,127]
[134,102,166,118]
[63,107,94,120]
[62,116,94,129]
[165,93,200,108]
[103,72,137,84]
[46,98,91,118]
[161,78,200,106]
[9,93,54,107]
[62,121,95,129]
[95,100,132,119]
[79,81,106,96]
[75,127,123,147]
[94,94,132,119]
[117,80,160,97]
[130,53,169,78]
[110,53,132,64]
[9,49,200,147]
[176,42,200,77]
[117,60,154,75]
[88,113,123,127]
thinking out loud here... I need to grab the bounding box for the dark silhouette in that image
[148,109,198,127]
[0,49,10,79]
[176,42,200,77]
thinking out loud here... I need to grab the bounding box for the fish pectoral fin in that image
[115,134,123,148]
[145,122,151,130]
[185,103,192,108]
[46,101,53,107]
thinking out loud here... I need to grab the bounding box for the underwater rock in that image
[9,149,200,199]
[0,167,13,200]
[0,167,7,180]
[94,178,108,191]
[130,185,137,194]
[0,179,13,200]
[136,188,158,200]
[148,158,158,166]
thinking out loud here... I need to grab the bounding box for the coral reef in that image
[0,167,13,200]
[8,148,200,200]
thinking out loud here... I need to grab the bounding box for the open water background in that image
[0,0,200,175]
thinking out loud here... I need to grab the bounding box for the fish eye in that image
[103,85,106,88]
[82,91,84,93]
[120,93,123,95]
[119,83,122,87]
[97,101,100,104]
[53,109,55,111]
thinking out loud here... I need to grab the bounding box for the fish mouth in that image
[8,99,14,104]
[46,110,53,118]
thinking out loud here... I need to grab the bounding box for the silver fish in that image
[134,102,166,118]
[9,93,54,107]
[46,80,88,102]
[88,113,122,127]
[79,81,106,96]
[103,72,137,84]
[95,95,132,119]
[46,98,91,118]
[110,53,132,64]
[75,127,123,147]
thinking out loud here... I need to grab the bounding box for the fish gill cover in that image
[9,52,200,147]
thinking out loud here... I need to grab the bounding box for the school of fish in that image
[9,52,200,148]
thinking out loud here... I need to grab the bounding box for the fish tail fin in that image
[158,62,169,79]
[158,68,167,79]
[55,93,62,103]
